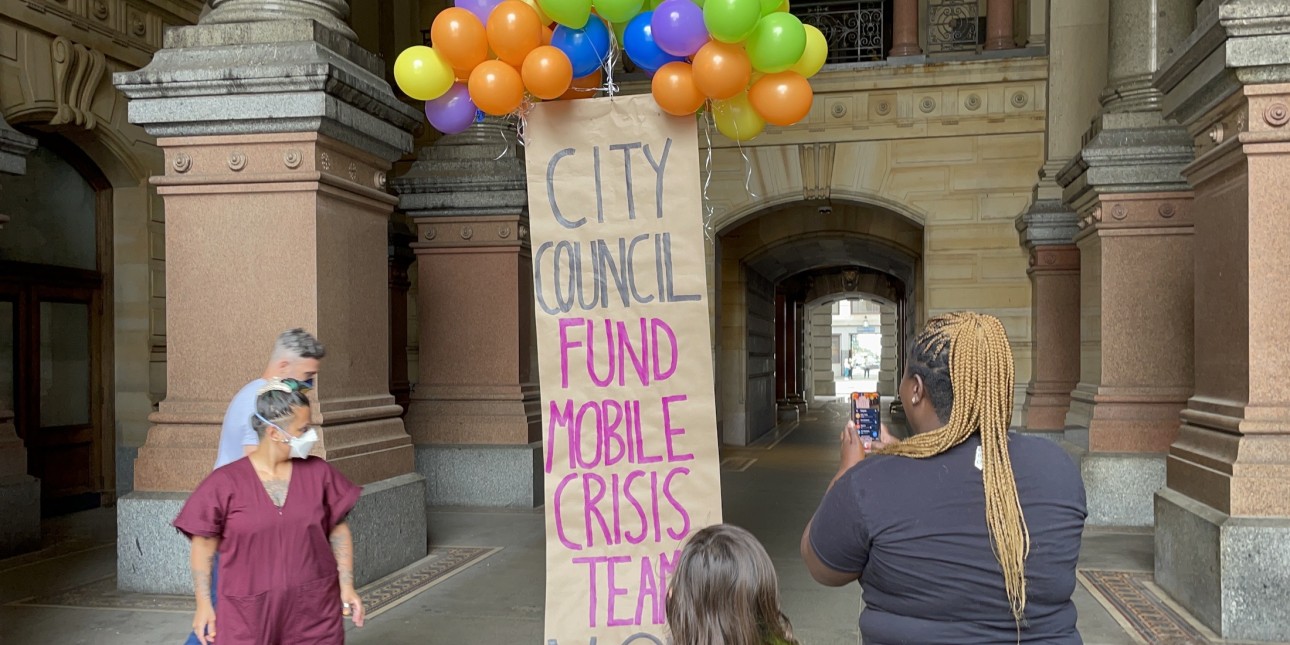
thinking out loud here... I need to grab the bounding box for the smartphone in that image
[850,392,880,440]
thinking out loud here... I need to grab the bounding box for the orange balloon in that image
[651,62,705,116]
[542,24,554,45]
[560,69,602,99]
[691,41,752,100]
[469,60,526,115]
[748,71,813,126]
[431,8,489,73]
[487,0,543,67]
[523,46,574,100]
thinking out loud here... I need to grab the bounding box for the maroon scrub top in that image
[175,456,362,645]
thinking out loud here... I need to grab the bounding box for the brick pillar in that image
[391,119,542,508]
[112,6,427,593]
[1152,4,1290,639]
[0,114,40,557]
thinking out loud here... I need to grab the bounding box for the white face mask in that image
[256,413,318,460]
[281,427,318,460]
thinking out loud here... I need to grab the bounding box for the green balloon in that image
[594,0,645,24]
[703,0,761,43]
[539,0,593,28]
[612,20,629,45]
[746,12,807,72]
[757,0,778,16]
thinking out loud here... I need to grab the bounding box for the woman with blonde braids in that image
[801,312,1086,644]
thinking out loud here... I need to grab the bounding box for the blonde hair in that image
[667,524,798,645]
[881,312,1030,623]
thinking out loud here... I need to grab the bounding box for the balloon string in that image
[730,119,758,199]
[701,107,716,243]
[515,98,533,148]
[602,27,620,97]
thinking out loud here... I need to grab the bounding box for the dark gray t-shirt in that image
[809,434,1087,645]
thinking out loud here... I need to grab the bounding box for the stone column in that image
[0,114,39,557]
[789,301,806,409]
[1015,0,1106,433]
[877,304,897,396]
[888,0,921,57]
[1152,1,1290,639]
[112,4,428,593]
[391,119,542,508]
[985,0,1016,50]
[809,305,835,398]
[774,293,788,403]
[1056,0,1195,527]
[389,220,416,415]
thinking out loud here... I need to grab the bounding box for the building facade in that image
[0,0,1287,639]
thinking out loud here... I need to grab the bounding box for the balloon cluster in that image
[394,0,827,140]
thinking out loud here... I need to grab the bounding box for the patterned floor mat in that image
[1078,569,1245,645]
[9,546,500,619]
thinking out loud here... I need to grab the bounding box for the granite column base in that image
[1070,447,1166,527]
[117,473,427,595]
[1155,488,1290,642]
[416,442,541,508]
[0,475,40,557]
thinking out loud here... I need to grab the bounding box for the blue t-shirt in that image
[214,379,267,469]
[809,434,1087,645]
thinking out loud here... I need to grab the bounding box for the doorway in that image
[0,135,112,515]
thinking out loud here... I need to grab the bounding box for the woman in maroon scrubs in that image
[175,378,364,645]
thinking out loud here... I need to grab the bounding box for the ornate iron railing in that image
[927,0,980,53]
[793,0,885,65]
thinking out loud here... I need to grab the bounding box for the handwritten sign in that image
[525,95,723,644]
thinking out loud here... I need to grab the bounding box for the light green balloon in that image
[745,11,806,72]
[702,0,761,43]
[594,0,645,24]
[757,0,778,16]
[539,0,593,28]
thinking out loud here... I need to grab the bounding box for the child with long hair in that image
[666,524,799,645]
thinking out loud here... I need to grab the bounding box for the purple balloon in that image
[424,84,477,135]
[455,0,501,26]
[651,0,709,57]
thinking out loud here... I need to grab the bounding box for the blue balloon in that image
[622,11,684,73]
[551,18,613,78]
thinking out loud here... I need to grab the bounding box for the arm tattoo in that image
[330,522,355,587]
[192,553,214,601]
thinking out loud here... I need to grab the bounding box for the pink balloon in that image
[651,0,709,57]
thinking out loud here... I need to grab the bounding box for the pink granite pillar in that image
[985,0,1016,51]
[1022,244,1080,430]
[889,0,922,57]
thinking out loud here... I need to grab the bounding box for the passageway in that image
[0,402,1146,644]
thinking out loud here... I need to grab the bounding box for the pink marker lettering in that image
[558,317,585,389]
[661,395,694,462]
[553,473,582,551]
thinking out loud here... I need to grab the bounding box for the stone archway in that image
[1,30,174,501]
[714,201,923,445]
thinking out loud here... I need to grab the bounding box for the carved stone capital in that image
[112,20,418,162]
[1016,197,1080,250]
[412,213,531,252]
[392,119,528,220]
[204,0,356,41]
[1027,245,1080,273]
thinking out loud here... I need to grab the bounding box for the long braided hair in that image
[882,312,1029,623]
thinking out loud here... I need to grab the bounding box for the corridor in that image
[0,401,1187,644]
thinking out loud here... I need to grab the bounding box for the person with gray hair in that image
[176,378,364,644]
[182,329,326,645]
[214,328,326,469]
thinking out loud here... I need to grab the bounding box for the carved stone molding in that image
[1028,245,1080,273]
[20,0,202,56]
[50,37,106,130]
[1081,193,1195,234]
[799,142,835,201]
[412,215,530,251]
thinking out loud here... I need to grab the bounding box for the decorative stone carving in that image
[50,37,106,130]
[1111,204,1127,220]
[798,142,836,201]
[227,152,246,171]
[919,97,936,113]
[460,226,473,240]
[1011,91,1029,108]
[374,171,386,188]
[875,100,892,116]
[172,152,192,173]
[830,102,847,118]
[1158,203,1176,219]
[92,0,108,20]
[283,149,302,169]
[320,152,331,171]
[965,94,982,111]
[1264,102,1289,127]
[348,162,358,181]
[498,225,511,239]
[425,227,437,240]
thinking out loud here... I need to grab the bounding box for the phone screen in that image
[851,392,880,440]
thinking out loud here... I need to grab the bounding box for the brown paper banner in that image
[524,94,723,645]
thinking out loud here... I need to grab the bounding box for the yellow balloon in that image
[394,46,454,101]
[713,92,765,141]
[790,24,827,78]
[521,0,553,25]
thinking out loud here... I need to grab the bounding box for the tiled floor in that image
[0,401,1267,644]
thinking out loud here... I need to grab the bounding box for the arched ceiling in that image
[742,233,917,290]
